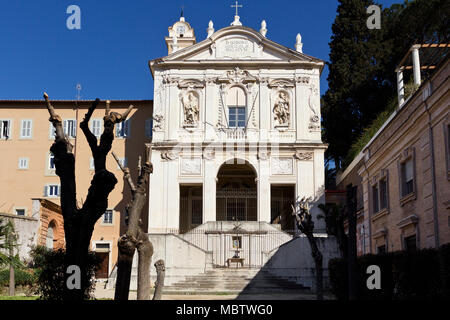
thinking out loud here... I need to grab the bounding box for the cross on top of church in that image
[231,1,242,16]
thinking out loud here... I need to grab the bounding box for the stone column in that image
[205,77,216,141]
[165,158,180,232]
[259,75,270,141]
[168,79,179,141]
[203,158,216,223]
[412,45,421,86]
[295,77,309,141]
[148,150,165,233]
[258,157,271,223]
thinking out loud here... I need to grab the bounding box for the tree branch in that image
[112,151,136,192]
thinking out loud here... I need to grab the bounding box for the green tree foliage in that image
[0,218,23,269]
[29,246,100,300]
[322,0,450,169]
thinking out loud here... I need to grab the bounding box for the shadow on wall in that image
[235,235,340,299]
[114,103,153,236]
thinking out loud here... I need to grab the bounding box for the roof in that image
[149,25,324,77]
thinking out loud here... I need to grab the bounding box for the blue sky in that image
[0,0,400,100]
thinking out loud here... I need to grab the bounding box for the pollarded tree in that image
[112,150,153,300]
[292,197,323,300]
[44,93,132,300]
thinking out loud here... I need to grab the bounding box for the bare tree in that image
[44,93,132,300]
[112,150,153,300]
[292,197,323,300]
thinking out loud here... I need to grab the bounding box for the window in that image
[18,157,29,169]
[404,235,417,252]
[45,184,60,197]
[377,245,386,254]
[116,119,130,138]
[49,153,55,170]
[0,120,11,139]
[227,86,246,128]
[401,159,414,197]
[91,119,102,137]
[229,107,246,128]
[117,157,127,169]
[63,119,77,138]
[145,118,152,138]
[20,120,32,138]
[46,223,54,249]
[379,179,388,210]
[49,123,55,138]
[372,184,379,214]
[103,210,113,224]
[15,209,25,216]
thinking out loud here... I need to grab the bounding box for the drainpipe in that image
[424,91,439,248]
[360,152,372,254]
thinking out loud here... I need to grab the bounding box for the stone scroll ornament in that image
[308,84,321,131]
[273,91,290,126]
[182,92,199,126]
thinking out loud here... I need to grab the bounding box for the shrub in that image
[29,246,100,300]
[0,268,37,287]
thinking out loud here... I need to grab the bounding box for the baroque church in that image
[117,10,339,290]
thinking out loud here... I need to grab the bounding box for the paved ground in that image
[93,287,334,300]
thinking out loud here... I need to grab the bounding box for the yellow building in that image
[0,99,152,278]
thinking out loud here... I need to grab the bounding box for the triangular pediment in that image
[151,26,322,66]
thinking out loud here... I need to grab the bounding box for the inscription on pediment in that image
[216,36,258,59]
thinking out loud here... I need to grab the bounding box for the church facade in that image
[139,14,338,286]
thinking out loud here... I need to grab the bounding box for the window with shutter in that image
[401,159,414,196]
[63,119,77,138]
[0,120,11,139]
[18,157,29,169]
[116,120,130,138]
[20,120,32,138]
[91,119,102,137]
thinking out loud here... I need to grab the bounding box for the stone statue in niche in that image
[273,91,290,126]
[182,92,199,126]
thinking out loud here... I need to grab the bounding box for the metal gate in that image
[216,187,257,221]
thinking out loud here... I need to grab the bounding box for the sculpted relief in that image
[273,91,290,127]
[182,92,199,126]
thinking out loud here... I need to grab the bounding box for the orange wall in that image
[0,100,153,271]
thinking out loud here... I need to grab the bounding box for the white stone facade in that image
[148,17,327,236]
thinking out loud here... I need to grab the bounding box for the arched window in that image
[227,87,246,128]
[46,222,55,249]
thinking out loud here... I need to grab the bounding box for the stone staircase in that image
[161,267,309,294]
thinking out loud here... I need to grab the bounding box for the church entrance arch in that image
[216,159,257,221]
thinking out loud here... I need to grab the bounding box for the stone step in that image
[162,268,307,294]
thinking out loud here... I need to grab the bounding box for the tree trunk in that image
[306,234,323,300]
[8,244,15,296]
[153,259,165,300]
[293,198,324,300]
[137,230,153,300]
[113,150,153,300]
[44,94,132,300]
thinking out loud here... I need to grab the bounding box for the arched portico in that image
[216,159,257,221]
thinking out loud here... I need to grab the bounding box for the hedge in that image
[328,243,450,300]
[0,268,37,287]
